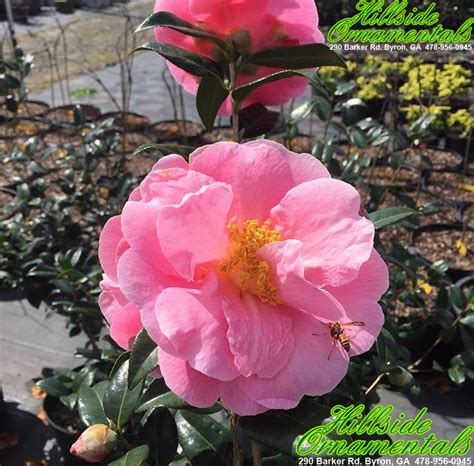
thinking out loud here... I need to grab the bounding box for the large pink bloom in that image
[153,0,324,115]
[98,141,388,415]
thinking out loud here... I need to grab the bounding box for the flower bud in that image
[70,424,118,463]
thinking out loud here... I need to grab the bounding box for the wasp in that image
[313,321,366,360]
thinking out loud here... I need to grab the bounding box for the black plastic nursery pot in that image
[411,224,474,282]
[0,100,50,121]
[365,98,386,120]
[0,400,64,464]
[114,130,154,154]
[148,119,204,144]
[445,133,474,159]
[96,111,150,131]
[43,395,88,465]
[200,125,234,144]
[44,104,101,125]
[0,117,50,140]
[422,171,474,204]
[413,145,464,173]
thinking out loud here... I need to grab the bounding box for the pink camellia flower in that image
[70,424,118,463]
[99,140,389,415]
[153,0,324,114]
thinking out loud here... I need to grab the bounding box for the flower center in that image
[218,220,282,306]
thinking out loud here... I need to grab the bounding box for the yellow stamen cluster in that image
[218,220,282,306]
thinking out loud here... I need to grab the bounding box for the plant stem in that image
[230,412,243,466]
[229,62,240,142]
[408,304,470,371]
[364,373,386,396]
[251,440,263,466]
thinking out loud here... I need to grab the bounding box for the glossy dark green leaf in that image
[175,410,231,466]
[103,360,144,429]
[376,329,399,365]
[128,328,158,389]
[108,445,150,466]
[78,382,109,427]
[313,96,332,122]
[448,366,466,385]
[233,70,315,103]
[141,407,178,466]
[460,312,474,328]
[132,143,196,158]
[36,378,69,398]
[239,398,330,456]
[196,77,229,131]
[136,379,220,414]
[451,286,467,310]
[110,351,130,378]
[246,44,346,69]
[387,366,414,388]
[135,11,227,50]
[368,207,420,230]
[132,42,223,79]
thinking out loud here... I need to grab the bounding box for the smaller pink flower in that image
[153,0,324,115]
[70,424,117,463]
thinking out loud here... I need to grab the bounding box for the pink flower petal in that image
[116,248,179,310]
[222,287,294,379]
[99,282,142,350]
[159,350,221,408]
[244,139,330,184]
[259,240,346,321]
[271,178,374,287]
[151,154,189,171]
[219,381,268,416]
[190,141,301,221]
[238,311,349,409]
[156,182,233,281]
[150,286,240,381]
[98,216,128,284]
[325,250,388,356]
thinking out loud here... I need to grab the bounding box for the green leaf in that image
[448,366,466,385]
[387,366,414,388]
[128,329,158,389]
[368,207,420,230]
[196,77,229,131]
[36,378,69,398]
[233,70,314,103]
[451,286,467,310]
[135,11,227,50]
[108,445,150,466]
[376,329,400,365]
[141,407,178,466]
[132,143,196,159]
[175,411,231,466]
[313,96,332,122]
[460,312,474,328]
[136,379,220,414]
[246,44,346,69]
[110,351,130,378]
[239,398,330,456]
[132,41,223,79]
[77,383,109,427]
[103,360,144,429]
